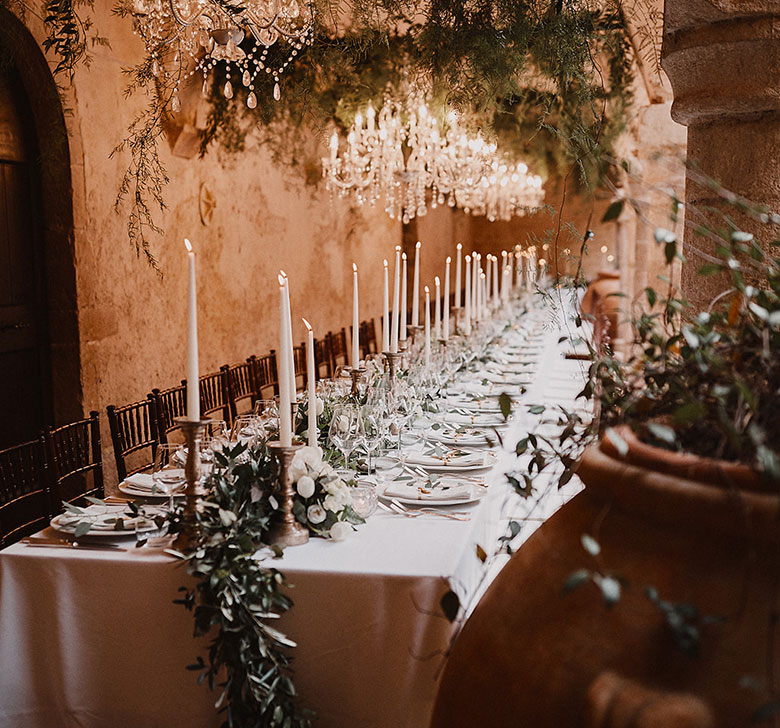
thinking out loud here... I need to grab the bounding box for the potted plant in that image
[431,191,780,727]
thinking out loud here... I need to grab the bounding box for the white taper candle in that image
[184,239,199,422]
[302,318,317,447]
[278,275,292,447]
[412,241,421,326]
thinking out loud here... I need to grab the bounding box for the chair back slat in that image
[106,399,158,482]
[329,328,349,373]
[0,436,49,548]
[313,337,332,380]
[227,359,259,420]
[293,343,307,392]
[253,352,279,400]
[360,319,378,357]
[150,384,187,444]
[198,369,231,424]
[45,412,103,509]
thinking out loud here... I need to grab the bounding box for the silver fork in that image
[389,500,471,521]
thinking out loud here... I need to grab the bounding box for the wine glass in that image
[152,443,189,511]
[253,399,279,439]
[358,406,386,475]
[327,404,361,471]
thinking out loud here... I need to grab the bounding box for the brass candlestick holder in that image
[173,416,211,551]
[382,350,404,388]
[266,441,309,547]
[345,366,364,397]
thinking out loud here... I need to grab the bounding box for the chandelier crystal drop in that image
[321,96,544,223]
[130,0,315,109]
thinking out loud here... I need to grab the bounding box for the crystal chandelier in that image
[130,0,315,110]
[322,95,544,223]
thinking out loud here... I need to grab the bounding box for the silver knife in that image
[21,537,123,550]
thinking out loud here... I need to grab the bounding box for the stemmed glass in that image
[358,406,386,475]
[152,443,189,511]
[327,404,361,471]
[253,399,279,439]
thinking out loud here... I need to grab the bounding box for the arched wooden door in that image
[0,66,51,449]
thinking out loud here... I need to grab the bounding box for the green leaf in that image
[601,199,624,222]
[697,263,722,277]
[644,287,657,308]
[528,404,545,415]
[647,422,676,446]
[440,590,460,622]
[594,575,621,607]
[604,427,628,458]
[581,533,601,556]
[476,544,487,563]
[498,392,512,421]
[74,521,92,538]
[563,569,590,594]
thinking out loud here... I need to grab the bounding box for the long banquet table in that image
[0,295,589,728]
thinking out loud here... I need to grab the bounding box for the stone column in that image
[662,1,780,310]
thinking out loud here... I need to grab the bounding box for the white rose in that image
[307,504,326,524]
[337,415,350,433]
[323,494,340,512]
[296,475,315,499]
[316,397,325,416]
[329,521,352,541]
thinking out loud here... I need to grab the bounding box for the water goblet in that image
[327,404,361,471]
[152,443,189,511]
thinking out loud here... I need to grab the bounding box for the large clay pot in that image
[430,438,780,728]
[581,270,621,343]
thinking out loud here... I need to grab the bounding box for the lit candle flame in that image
[184,238,193,253]
[353,262,358,272]
[302,317,312,332]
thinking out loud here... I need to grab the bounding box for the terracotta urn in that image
[430,434,780,727]
[581,270,621,343]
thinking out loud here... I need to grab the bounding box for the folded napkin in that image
[383,482,472,501]
[444,412,507,426]
[56,507,147,531]
[122,472,156,491]
[404,451,485,468]
[447,397,502,412]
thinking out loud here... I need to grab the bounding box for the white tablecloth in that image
[0,293,590,728]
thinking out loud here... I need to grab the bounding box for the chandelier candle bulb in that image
[464,255,472,335]
[412,241,421,327]
[352,263,360,367]
[444,257,451,340]
[455,243,462,309]
[400,253,407,343]
[424,286,431,367]
[281,272,296,402]
[391,246,401,353]
[184,239,199,422]
[382,260,390,351]
[302,318,317,447]
[278,275,292,447]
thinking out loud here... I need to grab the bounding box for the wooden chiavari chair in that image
[0,436,49,548]
[313,336,332,380]
[293,342,307,392]
[329,328,349,373]
[226,358,260,420]
[106,398,159,482]
[45,411,104,509]
[360,319,378,357]
[253,352,279,400]
[149,383,187,445]
[198,369,232,424]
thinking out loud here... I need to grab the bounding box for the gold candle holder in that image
[266,441,309,547]
[382,350,404,387]
[173,416,211,551]
[345,366,364,397]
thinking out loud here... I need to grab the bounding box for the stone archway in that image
[0,10,82,430]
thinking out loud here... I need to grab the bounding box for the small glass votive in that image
[350,480,378,519]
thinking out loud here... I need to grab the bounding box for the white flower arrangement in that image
[288,446,364,538]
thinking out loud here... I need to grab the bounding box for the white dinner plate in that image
[427,429,498,447]
[118,482,185,499]
[50,512,158,538]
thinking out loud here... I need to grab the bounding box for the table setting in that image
[0,243,591,728]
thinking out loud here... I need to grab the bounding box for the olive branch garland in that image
[167,440,313,728]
